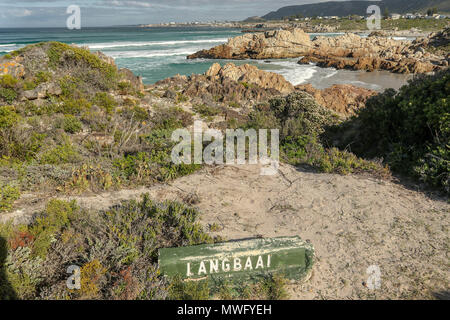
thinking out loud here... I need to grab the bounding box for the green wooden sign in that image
[158,236,314,282]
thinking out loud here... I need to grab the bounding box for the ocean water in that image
[0,26,412,91]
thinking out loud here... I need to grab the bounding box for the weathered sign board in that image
[158,236,314,282]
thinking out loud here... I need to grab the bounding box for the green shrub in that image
[59,97,92,115]
[46,42,118,88]
[0,88,17,103]
[240,81,253,89]
[22,71,52,91]
[0,107,45,161]
[120,105,149,122]
[13,195,210,299]
[94,92,117,114]
[0,106,20,129]
[118,81,133,95]
[0,75,18,88]
[176,92,188,104]
[228,101,241,109]
[0,183,20,213]
[151,106,193,130]
[215,274,290,300]
[35,71,51,84]
[40,143,81,165]
[259,274,289,300]
[168,275,210,300]
[62,115,83,134]
[30,199,78,258]
[332,69,449,193]
[113,152,150,180]
[6,132,46,162]
[192,104,222,118]
[22,81,37,90]
[282,135,389,178]
[245,92,386,177]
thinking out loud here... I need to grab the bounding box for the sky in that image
[0,0,374,28]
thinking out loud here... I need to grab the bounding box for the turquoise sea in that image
[0,26,412,90]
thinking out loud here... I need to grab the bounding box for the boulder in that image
[298,31,447,74]
[295,84,377,116]
[21,82,62,101]
[188,28,312,60]
[188,27,448,74]
[155,63,294,107]
[0,60,25,78]
[208,63,295,94]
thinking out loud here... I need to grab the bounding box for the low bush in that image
[62,115,83,134]
[0,75,18,88]
[0,88,18,103]
[0,106,20,129]
[0,195,214,299]
[331,69,449,193]
[93,92,117,114]
[40,142,81,165]
[0,183,20,213]
[58,97,92,115]
[193,104,222,119]
[151,106,193,130]
[246,92,387,177]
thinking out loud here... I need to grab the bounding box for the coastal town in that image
[140,11,449,29]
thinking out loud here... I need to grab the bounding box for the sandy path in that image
[2,163,449,299]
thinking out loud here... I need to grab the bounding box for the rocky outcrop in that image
[154,63,296,107]
[188,28,448,74]
[118,68,145,92]
[0,60,25,78]
[20,82,62,101]
[187,29,312,60]
[298,32,447,74]
[206,63,294,94]
[295,84,376,116]
[412,27,450,59]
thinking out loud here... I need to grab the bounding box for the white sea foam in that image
[263,60,318,85]
[108,49,197,58]
[85,38,228,49]
[0,43,20,52]
[391,36,408,41]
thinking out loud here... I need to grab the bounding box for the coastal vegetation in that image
[246,92,390,178]
[0,43,200,203]
[0,33,448,300]
[329,69,450,194]
[0,195,289,300]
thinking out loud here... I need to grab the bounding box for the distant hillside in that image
[262,0,450,20]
